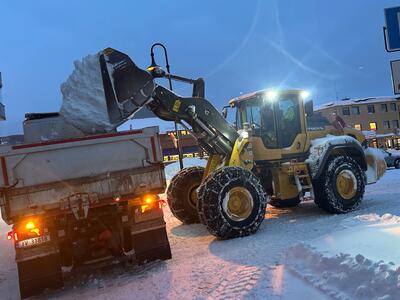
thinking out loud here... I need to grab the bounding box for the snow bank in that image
[287,214,400,299]
[165,158,207,180]
[60,53,114,134]
[287,243,400,300]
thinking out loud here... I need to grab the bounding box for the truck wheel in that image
[197,167,267,239]
[167,166,204,223]
[269,196,301,208]
[313,156,365,214]
[17,252,63,298]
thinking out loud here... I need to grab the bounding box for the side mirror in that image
[305,100,314,117]
[221,107,228,119]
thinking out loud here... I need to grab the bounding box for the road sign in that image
[384,7,400,52]
[0,72,4,120]
[390,60,400,94]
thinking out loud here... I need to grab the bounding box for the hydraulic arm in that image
[100,48,238,157]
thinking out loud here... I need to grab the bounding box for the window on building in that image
[369,122,377,131]
[384,121,391,129]
[390,103,397,111]
[381,103,388,112]
[393,120,399,128]
[367,105,375,114]
[342,107,350,115]
[352,106,360,115]
[354,124,362,130]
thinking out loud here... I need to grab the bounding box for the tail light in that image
[6,231,18,241]
[7,219,42,241]
[158,199,167,209]
[140,195,166,213]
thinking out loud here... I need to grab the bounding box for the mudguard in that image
[307,135,367,179]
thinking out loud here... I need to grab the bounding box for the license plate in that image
[17,235,50,248]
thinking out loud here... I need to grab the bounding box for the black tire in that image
[269,196,301,208]
[313,156,365,214]
[395,159,400,169]
[167,166,204,224]
[197,167,267,239]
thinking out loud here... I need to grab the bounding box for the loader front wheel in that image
[197,167,267,239]
[313,156,365,214]
[167,166,204,224]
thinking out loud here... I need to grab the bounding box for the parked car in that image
[379,149,400,169]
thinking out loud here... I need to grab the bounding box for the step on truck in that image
[0,115,171,298]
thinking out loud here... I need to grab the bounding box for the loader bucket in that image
[99,48,156,124]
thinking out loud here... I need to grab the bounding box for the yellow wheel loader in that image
[99,48,386,240]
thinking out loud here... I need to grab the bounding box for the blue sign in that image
[385,7,400,51]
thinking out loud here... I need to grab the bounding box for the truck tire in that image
[313,156,365,214]
[197,167,267,239]
[269,196,301,208]
[167,166,204,224]
[17,252,63,298]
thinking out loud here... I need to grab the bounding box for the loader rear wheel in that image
[167,166,204,224]
[197,167,267,239]
[269,196,301,208]
[313,156,365,214]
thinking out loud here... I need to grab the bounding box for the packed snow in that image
[60,53,115,134]
[1,159,400,299]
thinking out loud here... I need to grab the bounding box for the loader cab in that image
[230,89,311,161]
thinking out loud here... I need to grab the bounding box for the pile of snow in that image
[60,53,114,134]
[287,243,400,300]
[287,213,400,299]
[353,213,400,225]
[165,158,207,180]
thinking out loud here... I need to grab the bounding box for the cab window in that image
[276,97,301,148]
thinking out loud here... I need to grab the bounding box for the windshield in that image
[236,93,301,148]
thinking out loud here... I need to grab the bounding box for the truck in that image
[0,113,171,298]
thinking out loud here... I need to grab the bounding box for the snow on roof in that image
[315,96,400,111]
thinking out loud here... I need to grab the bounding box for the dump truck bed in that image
[0,126,166,224]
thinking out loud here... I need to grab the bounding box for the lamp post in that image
[149,43,184,170]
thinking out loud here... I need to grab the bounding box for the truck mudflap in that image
[16,244,63,298]
[131,218,171,264]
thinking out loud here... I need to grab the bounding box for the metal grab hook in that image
[149,43,184,170]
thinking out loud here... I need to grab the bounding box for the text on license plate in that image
[17,235,50,248]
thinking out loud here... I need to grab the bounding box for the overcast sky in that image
[1,0,399,135]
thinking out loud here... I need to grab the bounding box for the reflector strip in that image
[0,156,9,186]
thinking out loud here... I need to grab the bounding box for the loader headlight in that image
[266,90,278,101]
[300,90,310,99]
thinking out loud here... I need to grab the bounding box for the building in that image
[315,96,400,148]
[159,130,203,161]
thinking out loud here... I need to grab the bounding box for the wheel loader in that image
[99,47,386,240]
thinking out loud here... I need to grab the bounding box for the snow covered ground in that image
[1,161,400,299]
